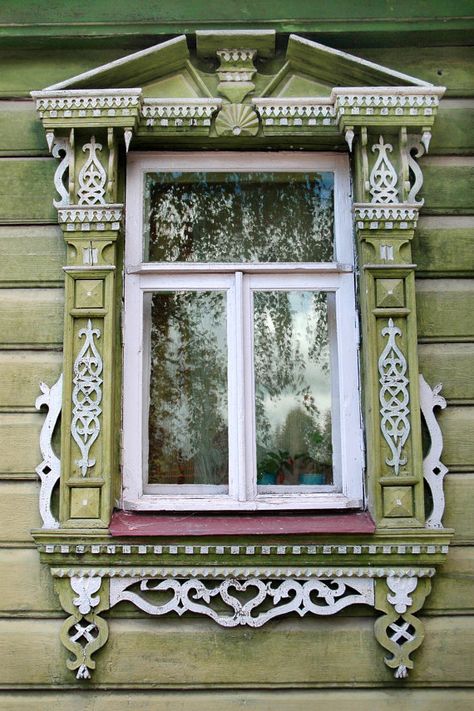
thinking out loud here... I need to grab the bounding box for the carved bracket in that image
[35,374,63,528]
[420,375,448,528]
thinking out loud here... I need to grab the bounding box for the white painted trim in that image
[123,151,363,510]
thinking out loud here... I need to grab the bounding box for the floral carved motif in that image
[71,320,103,476]
[378,319,410,475]
[370,136,398,204]
[78,136,107,205]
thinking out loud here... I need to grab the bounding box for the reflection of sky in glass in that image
[144,172,334,263]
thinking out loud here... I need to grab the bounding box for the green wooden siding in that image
[0,15,473,708]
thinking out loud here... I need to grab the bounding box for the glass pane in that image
[147,291,228,486]
[254,291,333,486]
[144,172,334,262]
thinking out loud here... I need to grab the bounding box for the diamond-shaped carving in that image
[376,279,405,308]
[75,279,104,309]
[383,486,414,517]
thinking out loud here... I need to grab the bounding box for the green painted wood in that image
[0,413,43,478]
[0,548,59,614]
[444,474,474,542]
[418,343,474,401]
[426,546,474,613]
[0,101,48,154]
[0,158,56,223]
[0,690,473,711]
[359,46,474,97]
[420,159,474,215]
[416,279,474,340]
[0,481,41,542]
[437,406,474,471]
[414,217,474,276]
[1,615,474,686]
[0,350,62,411]
[0,289,64,348]
[0,226,65,285]
[430,102,474,154]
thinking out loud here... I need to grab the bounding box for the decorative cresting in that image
[71,320,103,477]
[378,318,410,475]
[30,30,451,683]
[35,374,63,529]
[419,375,448,529]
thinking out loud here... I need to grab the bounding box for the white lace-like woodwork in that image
[420,375,448,528]
[35,374,63,529]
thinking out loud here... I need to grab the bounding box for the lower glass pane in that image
[254,291,333,486]
[147,291,228,486]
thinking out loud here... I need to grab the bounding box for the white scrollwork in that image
[52,138,71,208]
[110,576,374,627]
[71,576,101,615]
[420,375,448,528]
[71,320,103,476]
[370,136,399,204]
[35,374,63,529]
[406,138,426,205]
[78,136,107,206]
[387,575,418,614]
[378,319,410,475]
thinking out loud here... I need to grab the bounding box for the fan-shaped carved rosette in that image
[215,104,259,137]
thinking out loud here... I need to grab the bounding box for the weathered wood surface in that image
[436,406,474,471]
[1,690,473,711]
[0,548,58,615]
[0,226,65,285]
[0,158,56,223]
[0,351,62,410]
[0,481,41,542]
[416,279,474,340]
[420,158,474,215]
[414,217,474,276]
[0,289,64,348]
[418,343,474,401]
[0,615,473,686]
[444,474,474,542]
[0,413,43,477]
[426,545,474,614]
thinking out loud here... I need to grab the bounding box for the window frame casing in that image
[122,151,364,511]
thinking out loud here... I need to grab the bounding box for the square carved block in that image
[70,487,101,518]
[375,278,405,308]
[383,486,414,517]
[75,279,104,309]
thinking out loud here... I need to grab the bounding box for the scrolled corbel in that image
[419,374,448,528]
[35,374,63,529]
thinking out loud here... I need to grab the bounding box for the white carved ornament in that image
[110,576,374,627]
[407,137,426,205]
[378,318,410,475]
[419,375,448,528]
[35,374,63,529]
[370,136,398,204]
[78,136,106,205]
[71,319,103,476]
[52,137,71,208]
[71,576,101,615]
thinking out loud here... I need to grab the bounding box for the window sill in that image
[109,510,375,537]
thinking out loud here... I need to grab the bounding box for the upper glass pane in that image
[144,172,334,263]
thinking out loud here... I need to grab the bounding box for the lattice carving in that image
[35,374,62,529]
[420,375,448,528]
[378,319,410,475]
[78,136,107,205]
[370,136,398,203]
[71,320,103,476]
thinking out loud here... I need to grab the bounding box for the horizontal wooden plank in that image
[426,545,474,614]
[0,158,56,223]
[437,406,474,471]
[0,615,473,686]
[0,226,65,285]
[0,101,47,155]
[0,289,64,348]
[444,474,474,542]
[430,101,474,154]
[0,413,43,477]
[414,216,474,276]
[0,351,62,410]
[418,343,474,402]
[1,690,474,711]
[0,480,41,542]
[0,547,58,614]
[416,278,474,340]
[420,158,474,215]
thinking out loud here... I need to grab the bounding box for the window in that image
[122,152,363,510]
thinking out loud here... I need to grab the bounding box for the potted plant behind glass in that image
[257,450,292,485]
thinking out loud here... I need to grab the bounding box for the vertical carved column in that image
[352,128,427,528]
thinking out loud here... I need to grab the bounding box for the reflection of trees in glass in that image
[148,292,228,485]
[146,172,334,263]
[275,407,333,483]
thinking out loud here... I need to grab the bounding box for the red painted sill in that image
[110,510,375,537]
